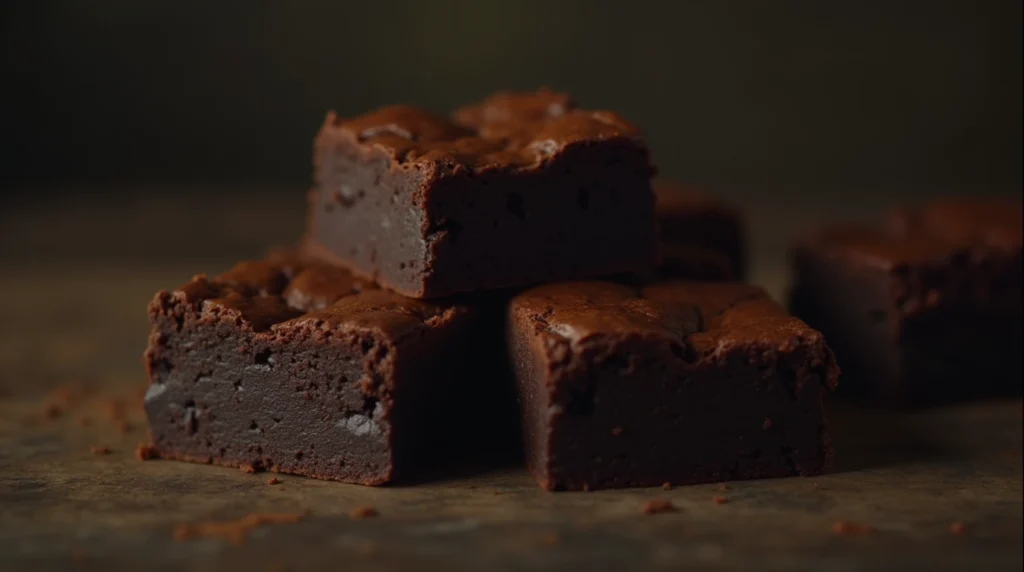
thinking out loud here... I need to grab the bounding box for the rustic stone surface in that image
[0,189,1020,571]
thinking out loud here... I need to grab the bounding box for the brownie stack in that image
[143,90,838,490]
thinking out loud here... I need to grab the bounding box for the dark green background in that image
[2,0,1021,194]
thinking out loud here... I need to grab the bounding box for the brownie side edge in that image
[143,287,400,484]
[141,258,480,484]
[508,281,837,491]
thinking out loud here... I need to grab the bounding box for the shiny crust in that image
[511,280,838,379]
[316,89,647,174]
[149,252,465,338]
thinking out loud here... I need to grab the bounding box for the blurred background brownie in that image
[508,280,837,491]
[790,197,1022,405]
[654,180,747,280]
[310,90,658,299]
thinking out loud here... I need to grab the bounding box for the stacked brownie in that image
[143,90,837,490]
[791,197,1022,405]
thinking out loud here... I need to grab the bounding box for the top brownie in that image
[311,89,658,299]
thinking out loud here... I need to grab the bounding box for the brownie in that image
[790,197,1022,404]
[654,180,747,280]
[311,89,658,299]
[653,243,737,281]
[142,252,484,485]
[508,280,837,491]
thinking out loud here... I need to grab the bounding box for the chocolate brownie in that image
[508,280,837,491]
[654,180,747,280]
[790,197,1022,404]
[653,243,736,281]
[311,89,658,299]
[142,252,483,485]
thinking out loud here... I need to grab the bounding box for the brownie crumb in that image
[661,482,673,491]
[712,495,729,505]
[493,491,504,496]
[241,465,258,474]
[173,512,306,545]
[762,417,773,430]
[267,477,282,485]
[43,403,62,419]
[611,426,623,437]
[350,506,378,520]
[135,444,160,461]
[718,484,730,492]
[117,420,133,433]
[90,446,112,455]
[812,482,821,489]
[949,522,967,535]
[582,483,591,492]
[832,520,874,536]
[641,499,677,514]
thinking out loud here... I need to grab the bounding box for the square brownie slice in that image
[790,197,1022,404]
[311,89,658,299]
[142,252,480,484]
[654,180,747,280]
[508,280,837,491]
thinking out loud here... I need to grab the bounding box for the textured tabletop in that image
[0,186,1020,571]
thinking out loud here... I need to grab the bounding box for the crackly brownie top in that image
[887,197,1022,250]
[511,281,835,369]
[796,196,1022,271]
[152,252,466,338]
[317,89,648,173]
